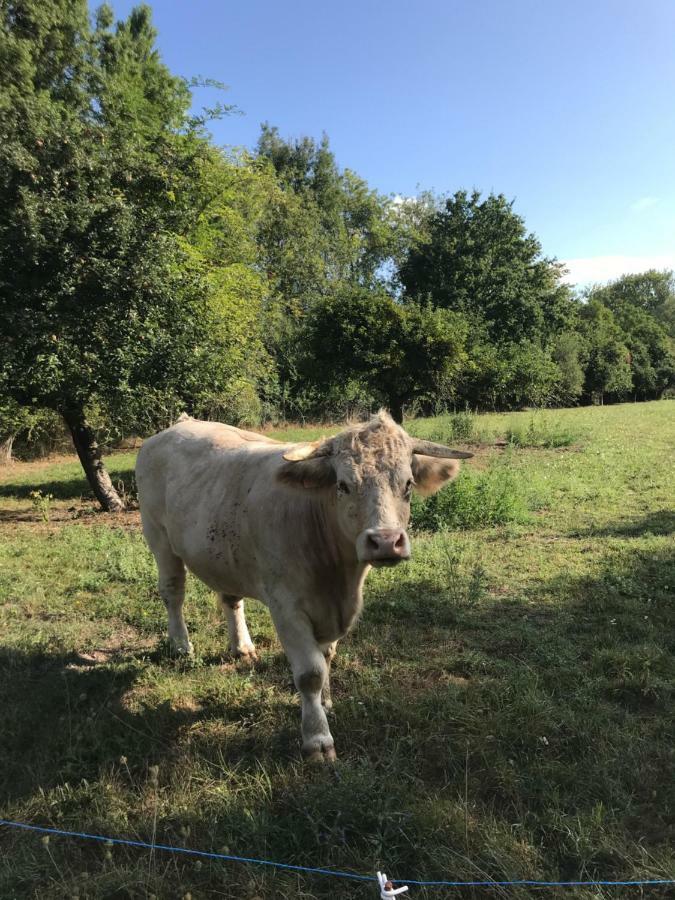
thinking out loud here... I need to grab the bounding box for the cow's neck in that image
[300,491,370,641]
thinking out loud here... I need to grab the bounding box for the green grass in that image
[0,401,673,898]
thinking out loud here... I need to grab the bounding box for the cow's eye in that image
[404,479,414,498]
[337,480,350,494]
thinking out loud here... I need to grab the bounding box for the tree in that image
[291,286,467,422]
[552,331,587,405]
[580,301,632,403]
[399,190,576,342]
[590,270,675,328]
[585,273,675,399]
[255,125,394,301]
[0,2,260,508]
[459,338,560,410]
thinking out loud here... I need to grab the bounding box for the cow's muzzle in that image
[358,528,411,566]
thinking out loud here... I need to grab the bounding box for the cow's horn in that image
[410,439,474,459]
[282,439,331,462]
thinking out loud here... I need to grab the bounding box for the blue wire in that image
[1,819,673,888]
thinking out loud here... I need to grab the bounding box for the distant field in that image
[0,402,673,898]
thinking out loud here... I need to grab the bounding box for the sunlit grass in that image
[0,401,673,898]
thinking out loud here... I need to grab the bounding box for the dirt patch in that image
[65,625,156,670]
[0,504,142,531]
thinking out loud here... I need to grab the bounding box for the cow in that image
[135,411,472,762]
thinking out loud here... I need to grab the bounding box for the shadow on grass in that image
[1,540,673,896]
[0,650,274,807]
[568,509,675,538]
[0,468,136,502]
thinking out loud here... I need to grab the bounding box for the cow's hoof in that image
[233,645,258,664]
[170,640,194,658]
[303,744,337,765]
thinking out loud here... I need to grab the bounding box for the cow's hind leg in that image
[270,606,335,762]
[320,641,337,711]
[216,594,257,660]
[143,521,192,656]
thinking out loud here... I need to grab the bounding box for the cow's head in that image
[277,412,473,566]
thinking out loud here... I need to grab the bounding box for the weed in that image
[28,489,53,522]
[426,410,477,444]
[505,413,581,449]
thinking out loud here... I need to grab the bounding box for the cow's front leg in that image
[216,594,257,660]
[270,606,336,762]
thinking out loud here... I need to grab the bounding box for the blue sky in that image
[107,0,675,284]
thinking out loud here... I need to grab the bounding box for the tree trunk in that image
[389,400,404,424]
[62,410,125,512]
[0,435,14,465]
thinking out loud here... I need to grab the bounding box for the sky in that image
[106,0,675,286]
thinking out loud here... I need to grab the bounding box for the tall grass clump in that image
[411,462,529,530]
[414,409,481,445]
[505,414,581,449]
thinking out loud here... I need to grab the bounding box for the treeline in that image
[1,2,674,506]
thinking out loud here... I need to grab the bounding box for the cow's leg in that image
[320,641,337,711]
[216,594,257,660]
[143,520,192,656]
[270,607,335,762]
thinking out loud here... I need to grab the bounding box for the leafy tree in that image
[0,2,262,508]
[256,125,394,299]
[591,269,675,331]
[586,273,675,399]
[291,286,467,422]
[399,190,576,341]
[459,338,560,410]
[0,399,32,464]
[552,331,587,405]
[255,126,397,414]
[580,301,633,403]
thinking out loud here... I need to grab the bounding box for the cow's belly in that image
[165,504,265,602]
[186,555,263,602]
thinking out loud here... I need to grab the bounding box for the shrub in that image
[416,410,479,447]
[411,463,529,531]
[505,414,580,449]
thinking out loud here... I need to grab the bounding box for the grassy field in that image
[0,402,673,899]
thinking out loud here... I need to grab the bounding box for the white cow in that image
[136,411,472,762]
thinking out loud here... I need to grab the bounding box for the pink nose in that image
[363,528,410,561]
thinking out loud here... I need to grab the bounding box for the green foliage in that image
[586,273,675,400]
[580,301,633,402]
[505,414,581,448]
[289,286,468,420]
[412,461,530,530]
[399,189,576,342]
[423,410,477,442]
[552,331,587,404]
[460,339,562,411]
[28,489,53,522]
[0,1,280,504]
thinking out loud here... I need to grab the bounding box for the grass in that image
[0,401,673,898]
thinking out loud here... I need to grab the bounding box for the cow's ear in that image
[277,457,336,491]
[282,440,324,461]
[411,454,461,496]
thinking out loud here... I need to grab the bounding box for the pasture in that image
[0,401,673,899]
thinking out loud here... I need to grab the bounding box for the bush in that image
[411,463,529,530]
[411,410,480,447]
[505,414,580,448]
